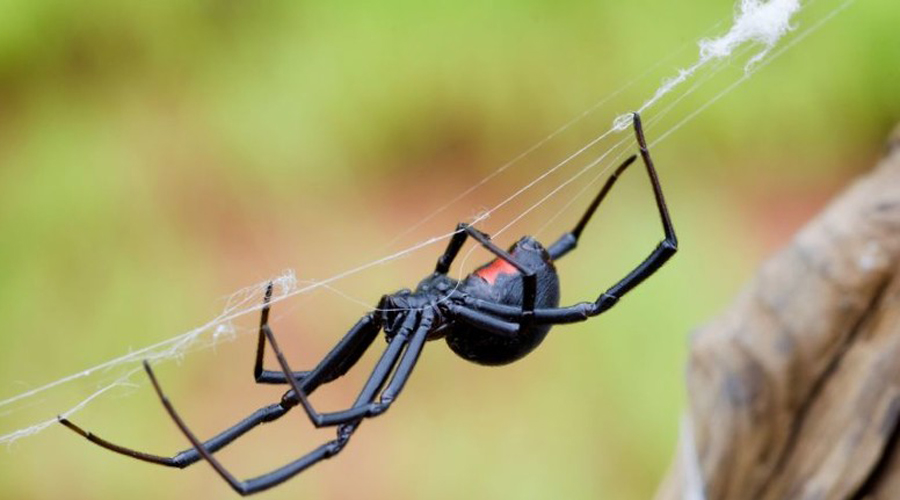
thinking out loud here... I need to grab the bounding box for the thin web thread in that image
[223,53,734,314]
[612,0,802,131]
[530,54,738,240]
[376,26,721,253]
[0,0,846,447]
[652,0,857,148]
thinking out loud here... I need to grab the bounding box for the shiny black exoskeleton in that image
[449,236,560,365]
[60,113,677,496]
[402,235,560,366]
[379,234,560,365]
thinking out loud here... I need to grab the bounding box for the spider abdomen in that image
[446,237,560,366]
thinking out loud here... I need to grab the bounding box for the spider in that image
[60,112,677,495]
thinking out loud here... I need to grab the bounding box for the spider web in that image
[0,0,858,452]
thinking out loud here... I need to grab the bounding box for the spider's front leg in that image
[58,401,290,469]
[253,282,310,384]
[59,301,383,470]
[149,309,434,495]
[278,309,433,427]
[254,282,382,388]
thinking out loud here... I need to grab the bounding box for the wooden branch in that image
[655,129,900,500]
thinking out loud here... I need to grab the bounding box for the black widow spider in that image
[60,112,677,495]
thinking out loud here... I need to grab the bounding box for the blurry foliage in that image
[0,0,897,499]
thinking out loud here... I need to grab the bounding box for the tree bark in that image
[655,127,900,500]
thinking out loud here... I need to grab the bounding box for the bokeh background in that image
[1,0,897,499]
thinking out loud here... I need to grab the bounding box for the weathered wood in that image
[655,130,900,500]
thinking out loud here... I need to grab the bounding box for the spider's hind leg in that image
[548,112,676,268]
[434,223,538,322]
[545,112,677,316]
[546,154,638,261]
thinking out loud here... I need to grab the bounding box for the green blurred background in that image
[0,0,897,498]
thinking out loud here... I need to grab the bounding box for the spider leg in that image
[253,282,311,384]
[434,224,536,322]
[445,302,520,337]
[59,403,288,468]
[542,112,676,318]
[143,361,331,495]
[254,283,382,387]
[369,309,432,413]
[151,311,432,495]
[546,154,638,260]
[282,309,434,424]
[60,310,382,469]
[434,223,470,274]
[462,226,537,319]
[276,310,427,427]
[458,112,677,324]
[449,300,593,326]
[589,112,677,311]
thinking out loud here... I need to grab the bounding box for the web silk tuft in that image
[613,0,801,132]
[702,0,801,67]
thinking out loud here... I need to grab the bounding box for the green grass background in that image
[0,0,897,498]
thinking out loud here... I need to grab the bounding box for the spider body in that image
[447,236,560,365]
[378,235,559,365]
[60,113,678,496]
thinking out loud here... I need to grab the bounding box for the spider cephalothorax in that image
[60,112,677,496]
